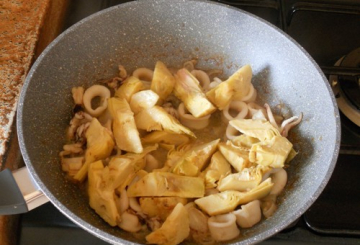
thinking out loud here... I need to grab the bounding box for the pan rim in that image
[17,0,341,244]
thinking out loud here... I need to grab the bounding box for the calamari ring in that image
[132,68,154,82]
[83,85,110,117]
[232,200,261,228]
[240,84,257,102]
[191,69,210,91]
[225,123,242,140]
[270,168,287,196]
[178,103,210,130]
[118,189,129,214]
[222,101,249,124]
[118,211,142,232]
[208,213,240,241]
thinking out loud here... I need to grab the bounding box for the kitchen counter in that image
[0,0,68,244]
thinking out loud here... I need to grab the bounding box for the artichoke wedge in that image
[134,106,195,137]
[201,151,232,188]
[195,178,274,216]
[229,64,252,100]
[174,68,216,118]
[139,197,188,220]
[229,119,280,142]
[74,118,115,182]
[206,65,252,109]
[231,134,259,148]
[286,148,298,163]
[100,157,134,190]
[151,61,176,104]
[217,167,262,192]
[218,142,250,172]
[249,135,293,168]
[129,89,159,114]
[108,97,143,153]
[171,139,220,177]
[114,76,145,101]
[142,131,190,146]
[146,203,190,245]
[116,144,159,172]
[88,160,120,226]
[127,172,205,198]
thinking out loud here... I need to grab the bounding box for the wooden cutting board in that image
[0,0,68,244]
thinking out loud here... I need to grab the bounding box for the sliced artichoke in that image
[249,135,293,168]
[108,97,143,153]
[195,190,242,216]
[139,197,188,221]
[74,118,115,182]
[217,167,262,192]
[134,106,195,137]
[218,142,250,172]
[231,134,260,148]
[202,151,232,188]
[115,76,145,101]
[146,203,190,245]
[88,160,120,226]
[115,144,159,173]
[127,172,205,198]
[195,178,273,216]
[206,65,252,109]
[141,131,190,146]
[174,68,216,118]
[171,139,220,177]
[129,89,159,114]
[286,147,298,163]
[100,157,134,190]
[229,64,252,101]
[229,119,280,142]
[151,61,176,104]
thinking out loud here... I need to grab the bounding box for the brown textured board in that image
[0,0,69,244]
[0,0,68,167]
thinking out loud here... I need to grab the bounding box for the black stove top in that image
[19,1,360,244]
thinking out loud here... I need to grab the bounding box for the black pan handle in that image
[0,168,49,215]
[321,66,360,77]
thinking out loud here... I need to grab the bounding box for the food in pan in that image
[59,60,302,245]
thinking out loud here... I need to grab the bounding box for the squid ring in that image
[83,85,111,117]
[129,197,142,213]
[178,103,210,130]
[208,213,240,241]
[118,189,129,214]
[222,101,249,124]
[191,70,210,91]
[232,200,261,228]
[118,211,142,232]
[225,123,242,140]
[132,68,154,82]
[270,168,287,196]
[240,84,257,102]
[261,195,277,218]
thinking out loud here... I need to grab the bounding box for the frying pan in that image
[11,0,340,244]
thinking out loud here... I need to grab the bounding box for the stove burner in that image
[331,48,360,127]
[338,48,360,110]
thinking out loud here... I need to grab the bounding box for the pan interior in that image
[17,0,339,244]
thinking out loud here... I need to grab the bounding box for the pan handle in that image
[0,167,49,215]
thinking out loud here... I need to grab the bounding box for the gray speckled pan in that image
[17,0,340,244]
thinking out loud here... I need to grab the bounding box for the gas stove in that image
[19,0,360,244]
